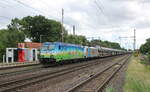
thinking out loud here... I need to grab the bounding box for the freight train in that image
[39,42,126,64]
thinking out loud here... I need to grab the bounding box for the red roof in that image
[18,42,42,49]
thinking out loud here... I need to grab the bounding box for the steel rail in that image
[66,55,131,92]
[0,65,43,78]
[0,56,113,92]
[95,55,131,92]
[0,55,128,92]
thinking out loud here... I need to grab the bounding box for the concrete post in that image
[35,49,38,61]
[6,48,8,63]
[12,49,14,63]
[3,55,5,63]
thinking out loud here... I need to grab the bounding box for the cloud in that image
[0,0,150,49]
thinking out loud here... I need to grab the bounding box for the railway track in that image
[0,56,110,79]
[66,55,131,92]
[0,55,127,92]
[0,65,43,78]
[0,55,120,78]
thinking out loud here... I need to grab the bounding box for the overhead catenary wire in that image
[12,0,59,20]
[94,1,127,30]
[0,0,61,29]
[95,0,106,18]
[1,0,61,21]
[94,0,126,31]
[94,0,130,48]
[0,0,14,8]
[94,0,123,35]
[13,0,43,14]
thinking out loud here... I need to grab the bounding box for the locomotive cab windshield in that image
[41,45,55,51]
[48,45,55,51]
[40,43,56,59]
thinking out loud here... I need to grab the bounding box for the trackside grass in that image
[123,55,150,92]
[106,87,115,92]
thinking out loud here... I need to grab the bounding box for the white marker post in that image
[3,55,5,63]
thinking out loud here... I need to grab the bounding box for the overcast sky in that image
[0,0,150,49]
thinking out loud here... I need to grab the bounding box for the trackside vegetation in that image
[123,55,150,92]
[140,38,150,54]
[0,30,25,61]
[106,87,115,92]
[140,38,150,64]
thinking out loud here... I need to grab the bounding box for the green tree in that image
[90,40,102,46]
[8,18,21,31]
[8,15,67,42]
[0,29,25,61]
[140,38,150,62]
[90,39,121,49]
[64,35,89,46]
[140,38,150,54]
[110,42,121,49]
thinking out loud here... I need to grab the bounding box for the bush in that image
[140,55,150,65]
[127,78,150,92]
[0,30,25,62]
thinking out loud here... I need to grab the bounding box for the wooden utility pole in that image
[61,8,64,42]
[73,25,75,35]
[40,35,42,43]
